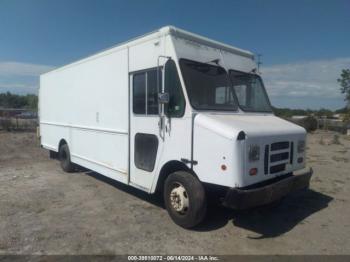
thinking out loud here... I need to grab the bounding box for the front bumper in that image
[222,167,313,209]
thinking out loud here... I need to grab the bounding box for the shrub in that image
[295,116,318,132]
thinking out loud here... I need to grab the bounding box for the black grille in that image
[290,142,294,164]
[271,141,289,151]
[270,163,286,174]
[264,145,269,175]
[263,141,290,175]
[270,152,289,162]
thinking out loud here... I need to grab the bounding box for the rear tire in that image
[164,171,206,228]
[59,144,75,172]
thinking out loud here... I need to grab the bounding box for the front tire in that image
[59,144,75,172]
[164,171,206,228]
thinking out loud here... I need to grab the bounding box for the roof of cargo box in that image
[43,26,254,75]
[162,26,254,58]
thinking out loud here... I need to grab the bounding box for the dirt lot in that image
[0,131,349,255]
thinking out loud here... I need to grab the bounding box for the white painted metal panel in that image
[193,113,306,187]
[193,123,238,187]
[171,37,256,73]
[40,48,129,182]
[128,35,192,192]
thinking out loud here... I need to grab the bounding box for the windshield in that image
[179,59,272,113]
[229,70,272,112]
[179,59,238,111]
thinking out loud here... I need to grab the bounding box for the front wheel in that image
[164,171,206,228]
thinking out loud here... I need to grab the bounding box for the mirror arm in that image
[157,55,171,140]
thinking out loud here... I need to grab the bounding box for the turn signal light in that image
[249,168,258,176]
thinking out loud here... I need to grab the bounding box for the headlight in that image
[249,144,260,162]
[297,140,305,153]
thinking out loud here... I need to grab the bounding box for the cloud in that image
[0,61,55,94]
[1,58,349,109]
[0,61,54,94]
[261,57,350,100]
[0,61,54,77]
[0,83,38,94]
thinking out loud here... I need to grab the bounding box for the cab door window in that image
[133,68,161,115]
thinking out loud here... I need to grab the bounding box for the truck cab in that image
[149,27,312,227]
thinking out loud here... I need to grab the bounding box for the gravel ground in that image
[0,130,349,255]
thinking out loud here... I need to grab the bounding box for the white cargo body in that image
[40,26,312,228]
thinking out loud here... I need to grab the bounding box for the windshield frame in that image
[228,69,273,113]
[179,58,240,112]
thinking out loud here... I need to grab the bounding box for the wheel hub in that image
[170,183,189,213]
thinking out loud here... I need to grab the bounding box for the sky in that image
[0,0,349,110]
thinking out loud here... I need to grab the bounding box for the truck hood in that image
[194,113,306,140]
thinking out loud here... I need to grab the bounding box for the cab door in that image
[129,67,163,191]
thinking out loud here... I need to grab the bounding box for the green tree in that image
[337,69,350,107]
[0,92,38,110]
[316,108,333,118]
[26,94,38,110]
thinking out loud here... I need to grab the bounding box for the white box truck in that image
[39,26,312,228]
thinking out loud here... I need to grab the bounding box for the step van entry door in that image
[129,66,165,191]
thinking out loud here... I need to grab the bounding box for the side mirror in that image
[158,92,169,104]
